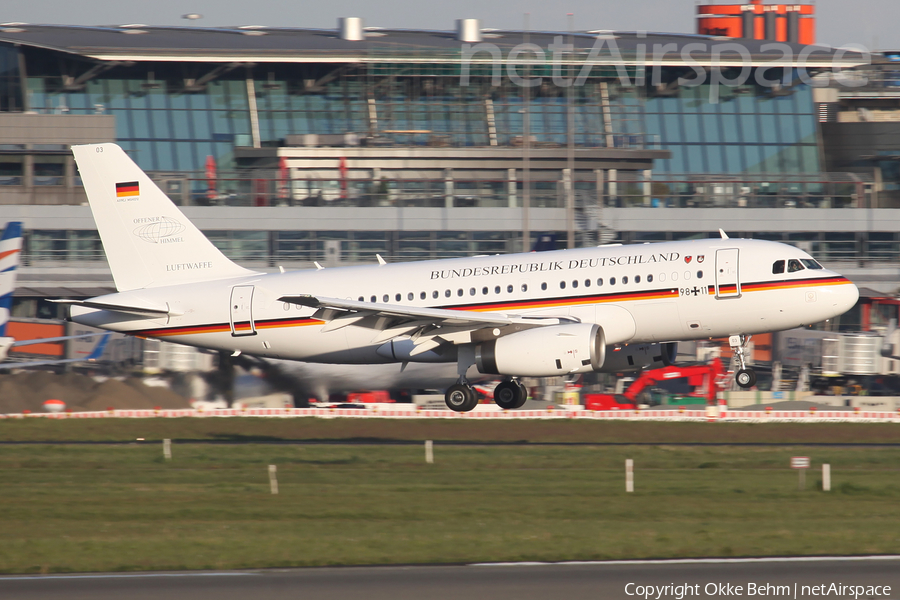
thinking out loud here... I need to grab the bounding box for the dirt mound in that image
[0,371,191,414]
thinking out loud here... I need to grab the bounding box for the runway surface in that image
[4,557,899,600]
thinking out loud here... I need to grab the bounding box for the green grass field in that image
[1,441,899,574]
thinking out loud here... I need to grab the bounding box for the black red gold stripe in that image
[115,181,139,197]
[127,275,853,338]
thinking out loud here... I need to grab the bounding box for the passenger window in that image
[788,259,804,273]
[622,276,629,284]
[560,281,567,289]
[610,277,616,285]
[507,284,513,293]
[358,296,364,302]
[697,271,703,279]
[482,286,489,295]
[432,291,438,299]
[801,259,823,270]
[457,289,463,297]
[469,288,476,296]
[541,282,547,290]
[772,260,785,274]
[420,292,426,300]
[408,293,414,301]
[635,275,641,284]
[521,284,528,292]
[383,294,389,302]
[572,280,579,288]
[494,286,501,294]
[395,293,402,302]
[597,278,603,286]
[584,279,591,288]
[647,274,653,283]
[370,295,376,302]
[444,290,451,298]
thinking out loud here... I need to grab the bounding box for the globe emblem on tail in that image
[133,217,186,244]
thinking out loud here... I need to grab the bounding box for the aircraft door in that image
[715,248,741,299]
[230,285,257,336]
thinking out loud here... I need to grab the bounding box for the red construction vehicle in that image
[584,358,730,410]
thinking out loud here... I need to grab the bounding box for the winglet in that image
[314,262,324,270]
[376,254,386,265]
[719,228,729,239]
[0,221,23,338]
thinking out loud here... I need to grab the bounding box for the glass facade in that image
[13,48,820,176]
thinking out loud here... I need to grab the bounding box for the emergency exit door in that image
[715,248,741,299]
[230,285,257,336]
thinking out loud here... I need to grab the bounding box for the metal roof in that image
[0,24,867,67]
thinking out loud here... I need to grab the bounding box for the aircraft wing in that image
[279,294,573,352]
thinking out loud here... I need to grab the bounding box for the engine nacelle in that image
[475,323,606,377]
[601,342,678,372]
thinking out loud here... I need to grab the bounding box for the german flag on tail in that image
[116,181,139,197]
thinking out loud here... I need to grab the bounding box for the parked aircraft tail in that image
[0,221,23,339]
[72,144,255,292]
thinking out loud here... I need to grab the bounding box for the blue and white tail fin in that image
[0,221,23,338]
[72,144,255,292]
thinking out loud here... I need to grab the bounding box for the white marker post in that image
[425,440,434,464]
[163,438,172,460]
[268,464,279,495]
[822,463,831,492]
[791,456,810,490]
[625,459,634,493]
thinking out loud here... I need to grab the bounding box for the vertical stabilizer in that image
[72,143,255,291]
[0,221,23,338]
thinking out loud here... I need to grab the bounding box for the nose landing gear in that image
[730,334,757,389]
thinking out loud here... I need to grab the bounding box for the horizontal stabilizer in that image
[50,299,176,318]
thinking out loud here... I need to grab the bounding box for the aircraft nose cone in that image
[843,280,860,311]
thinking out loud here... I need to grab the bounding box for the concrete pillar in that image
[643,169,652,206]
[444,168,454,208]
[608,169,617,206]
[507,168,517,208]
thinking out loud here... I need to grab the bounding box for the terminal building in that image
[0,16,897,324]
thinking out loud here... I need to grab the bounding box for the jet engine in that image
[475,323,606,377]
[601,342,678,372]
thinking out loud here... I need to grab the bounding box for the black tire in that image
[512,381,528,409]
[493,381,522,410]
[445,383,477,412]
[735,368,756,389]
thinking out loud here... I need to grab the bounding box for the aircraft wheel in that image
[735,369,757,389]
[493,381,522,410]
[445,383,477,412]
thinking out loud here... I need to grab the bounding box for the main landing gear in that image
[730,334,757,389]
[443,379,527,412]
[443,344,527,412]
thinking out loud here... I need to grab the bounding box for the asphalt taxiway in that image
[3,557,899,600]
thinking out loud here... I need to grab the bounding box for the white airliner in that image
[59,143,859,411]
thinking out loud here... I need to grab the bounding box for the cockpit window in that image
[801,259,823,270]
[772,260,785,274]
[788,259,804,273]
